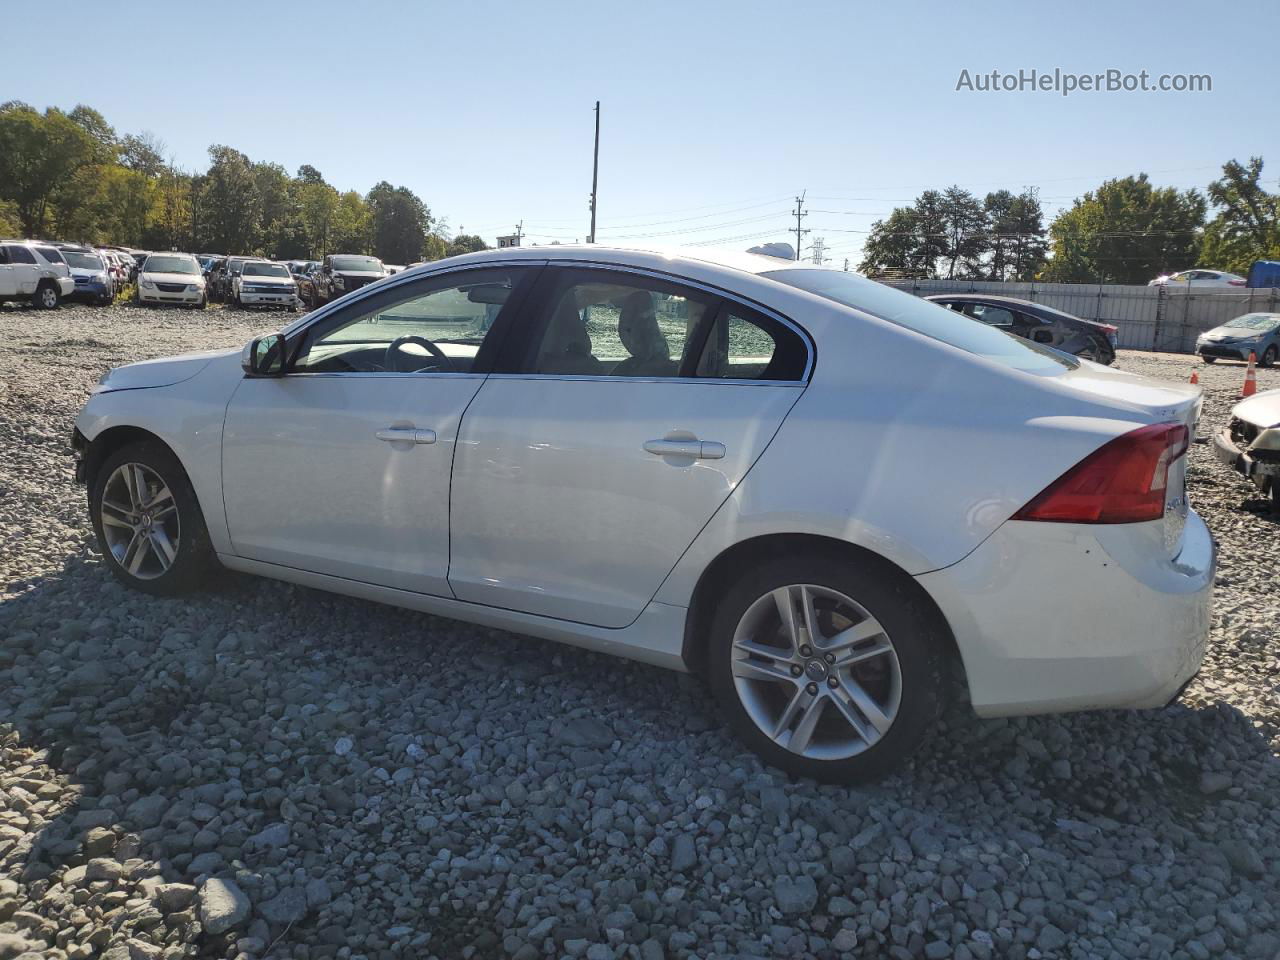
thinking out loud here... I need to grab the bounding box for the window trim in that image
[283,263,542,377]
[490,262,814,385]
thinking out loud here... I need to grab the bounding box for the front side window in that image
[6,246,38,265]
[292,268,525,375]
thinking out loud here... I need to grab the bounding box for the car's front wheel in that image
[1203,355,1216,364]
[708,554,945,784]
[90,441,216,595]
[1261,346,1278,368]
[34,282,61,309]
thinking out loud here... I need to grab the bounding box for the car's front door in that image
[221,264,538,594]
[1,244,40,296]
[448,266,811,628]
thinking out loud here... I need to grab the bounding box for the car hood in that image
[96,348,237,393]
[1201,324,1271,342]
[1233,388,1280,428]
[242,276,295,285]
[142,271,202,285]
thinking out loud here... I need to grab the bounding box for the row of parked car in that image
[197,253,402,310]
[0,240,151,308]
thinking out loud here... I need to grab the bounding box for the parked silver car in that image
[1197,313,1280,366]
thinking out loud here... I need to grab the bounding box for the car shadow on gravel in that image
[5,554,1280,958]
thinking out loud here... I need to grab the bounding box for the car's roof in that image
[397,243,812,285]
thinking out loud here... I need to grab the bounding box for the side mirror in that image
[241,333,287,376]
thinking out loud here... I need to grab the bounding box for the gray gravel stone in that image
[198,878,250,934]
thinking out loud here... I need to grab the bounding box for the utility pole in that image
[589,101,600,243]
[791,191,808,261]
[843,257,849,272]
[516,220,523,245]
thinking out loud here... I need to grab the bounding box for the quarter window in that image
[693,304,808,381]
[292,268,525,374]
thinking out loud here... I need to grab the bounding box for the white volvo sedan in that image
[72,246,1214,782]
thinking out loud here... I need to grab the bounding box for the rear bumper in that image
[1214,427,1280,491]
[917,512,1213,717]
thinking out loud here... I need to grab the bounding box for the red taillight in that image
[1013,423,1189,524]
[1099,323,1118,333]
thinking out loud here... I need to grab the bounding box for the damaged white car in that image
[1216,388,1280,508]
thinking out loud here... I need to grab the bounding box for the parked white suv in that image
[0,241,76,308]
[137,253,206,308]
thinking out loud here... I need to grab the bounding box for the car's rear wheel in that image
[708,554,945,784]
[1203,355,1216,364]
[34,282,60,309]
[1261,346,1278,368]
[90,441,216,595]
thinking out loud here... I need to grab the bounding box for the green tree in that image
[299,181,340,257]
[445,234,489,258]
[0,101,101,235]
[330,191,372,253]
[421,233,449,262]
[937,186,987,279]
[367,181,431,263]
[983,188,1048,280]
[119,132,167,178]
[858,207,926,277]
[1198,157,1280,274]
[1043,175,1205,283]
[200,145,260,253]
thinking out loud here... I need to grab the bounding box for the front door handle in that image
[643,438,726,460]
[376,427,436,444]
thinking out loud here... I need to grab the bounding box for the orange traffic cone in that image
[1242,352,1258,397]
[1190,369,1199,385]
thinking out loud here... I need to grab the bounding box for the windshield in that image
[1223,313,1280,331]
[764,269,1074,374]
[143,256,199,275]
[243,262,291,278]
[64,252,104,270]
[332,256,382,272]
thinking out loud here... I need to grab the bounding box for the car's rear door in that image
[447,265,811,628]
[221,264,539,595]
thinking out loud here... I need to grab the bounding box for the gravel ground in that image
[2,302,1280,960]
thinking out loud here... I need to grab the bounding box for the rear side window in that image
[35,247,66,264]
[765,268,1073,375]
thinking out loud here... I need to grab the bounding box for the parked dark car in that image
[212,256,263,304]
[310,254,386,307]
[925,294,1118,365]
[204,257,227,299]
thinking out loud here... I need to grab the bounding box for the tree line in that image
[856,159,1280,283]
[0,101,490,263]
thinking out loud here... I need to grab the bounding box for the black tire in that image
[707,552,946,784]
[89,440,217,596]
[1261,346,1278,369]
[1203,355,1216,364]
[34,281,61,310]
[196,294,207,310]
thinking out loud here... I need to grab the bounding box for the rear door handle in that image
[643,439,725,460]
[376,427,436,444]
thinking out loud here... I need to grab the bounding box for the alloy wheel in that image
[39,286,58,308]
[730,584,902,760]
[99,462,181,580]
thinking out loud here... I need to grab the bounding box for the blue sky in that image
[7,0,1276,262]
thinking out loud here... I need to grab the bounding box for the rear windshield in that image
[243,262,290,278]
[64,252,104,270]
[332,256,382,272]
[143,256,199,275]
[764,269,1074,374]
[1223,313,1280,331]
